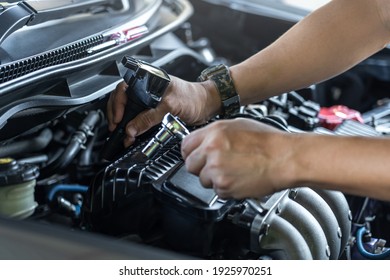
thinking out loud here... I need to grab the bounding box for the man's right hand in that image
[106,75,221,147]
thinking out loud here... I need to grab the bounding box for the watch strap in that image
[198,64,240,118]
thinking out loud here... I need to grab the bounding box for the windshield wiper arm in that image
[0,0,116,44]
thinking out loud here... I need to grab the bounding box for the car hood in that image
[0,0,193,140]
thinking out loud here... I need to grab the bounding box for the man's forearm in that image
[230,0,390,105]
[287,133,390,201]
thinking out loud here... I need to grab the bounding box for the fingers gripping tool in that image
[101,56,170,161]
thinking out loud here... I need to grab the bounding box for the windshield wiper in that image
[0,0,119,44]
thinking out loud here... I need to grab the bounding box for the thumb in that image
[123,105,168,147]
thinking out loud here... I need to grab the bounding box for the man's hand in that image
[181,118,294,199]
[106,81,128,133]
[106,75,221,147]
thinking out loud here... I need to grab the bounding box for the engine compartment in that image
[0,0,389,260]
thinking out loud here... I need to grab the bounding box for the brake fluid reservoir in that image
[0,158,39,219]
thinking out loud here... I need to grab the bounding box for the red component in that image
[318,105,364,130]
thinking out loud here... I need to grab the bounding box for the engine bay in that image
[0,0,390,260]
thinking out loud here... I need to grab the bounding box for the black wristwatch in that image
[198,64,240,118]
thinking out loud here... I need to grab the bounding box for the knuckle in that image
[213,173,224,186]
[199,177,211,188]
[203,141,223,156]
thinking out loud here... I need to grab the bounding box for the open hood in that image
[0,0,193,140]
